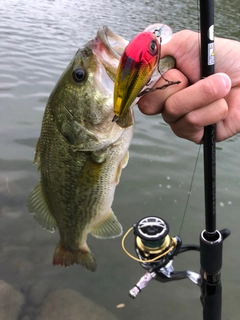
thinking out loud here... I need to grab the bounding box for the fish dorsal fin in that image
[91,210,122,239]
[28,183,57,232]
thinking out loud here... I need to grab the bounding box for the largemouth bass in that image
[28,26,131,272]
[28,25,176,272]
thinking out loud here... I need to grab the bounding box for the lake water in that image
[0,0,240,319]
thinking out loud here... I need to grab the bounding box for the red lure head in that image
[114,31,160,119]
[124,31,160,65]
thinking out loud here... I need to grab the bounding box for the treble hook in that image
[137,80,181,97]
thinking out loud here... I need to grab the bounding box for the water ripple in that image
[0,2,240,319]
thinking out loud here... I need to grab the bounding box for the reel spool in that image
[122,216,180,270]
[134,216,172,259]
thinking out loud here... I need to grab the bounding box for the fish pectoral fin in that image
[53,242,97,272]
[33,138,41,170]
[91,210,123,239]
[28,183,57,232]
[115,151,129,184]
[61,114,100,149]
[121,151,129,169]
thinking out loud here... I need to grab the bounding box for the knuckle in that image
[221,100,228,118]
[185,111,201,127]
[171,122,202,144]
[201,78,219,101]
[164,95,180,121]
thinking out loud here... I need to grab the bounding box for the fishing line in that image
[178,144,202,237]
[178,0,203,237]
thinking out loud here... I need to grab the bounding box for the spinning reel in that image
[122,216,229,299]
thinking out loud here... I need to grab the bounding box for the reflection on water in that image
[0,0,240,319]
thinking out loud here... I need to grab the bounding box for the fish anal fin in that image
[53,242,97,272]
[28,183,57,232]
[91,210,122,239]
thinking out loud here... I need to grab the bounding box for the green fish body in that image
[28,27,132,272]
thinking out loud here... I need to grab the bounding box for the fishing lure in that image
[113,24,180,124]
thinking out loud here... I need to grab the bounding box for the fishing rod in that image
[199,0,230,319]
[120,1,230,320]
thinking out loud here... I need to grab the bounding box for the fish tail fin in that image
[53,242,97,272]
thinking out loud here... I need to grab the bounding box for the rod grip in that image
[201,280,222,320]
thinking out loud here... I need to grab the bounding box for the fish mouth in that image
[92,26,129,77]
[97,26,129,59]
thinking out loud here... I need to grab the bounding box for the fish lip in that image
[92,26,129,89]
[97,26,128,58]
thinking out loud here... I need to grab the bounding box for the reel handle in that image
[129,271,156,298]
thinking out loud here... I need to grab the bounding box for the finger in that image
[162,73,231,124]
[216,87,240,141]
[138,69,188,115]
[161,30,201,83]
[169,97,229,143]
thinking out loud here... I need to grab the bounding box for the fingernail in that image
[219,73,231,91]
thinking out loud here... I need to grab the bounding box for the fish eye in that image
[72,67,86,83]
[149,40,158,55]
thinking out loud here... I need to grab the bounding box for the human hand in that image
[138,30,240,143]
